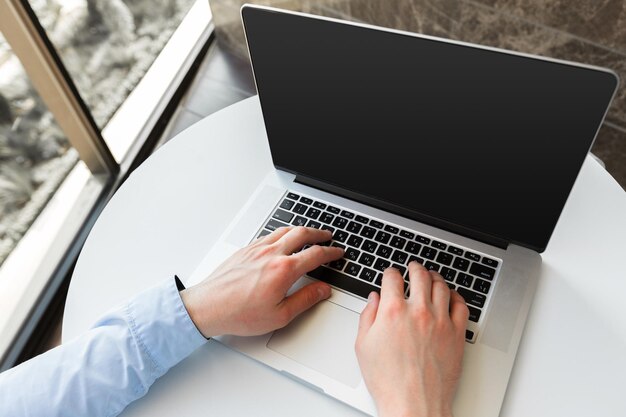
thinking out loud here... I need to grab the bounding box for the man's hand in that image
[355,262,469,417]
[180,226,343,338]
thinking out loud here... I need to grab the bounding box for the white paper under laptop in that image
[189,4,618,416]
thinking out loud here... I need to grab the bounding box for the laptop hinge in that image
[294,174,509,250]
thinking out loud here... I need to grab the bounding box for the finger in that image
[430,271,451,317]
[278,227,333,254]
[450,290,470,330]
[290,244,344,277]
[257,225,294,245]
[279,281,331,325]
[408,261,432,305]
[379,267,405,305]
[358,291,380,334]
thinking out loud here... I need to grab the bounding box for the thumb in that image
[279,282,331,324]
[358,291,380,335]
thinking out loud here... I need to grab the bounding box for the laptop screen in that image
[242,6,618,252]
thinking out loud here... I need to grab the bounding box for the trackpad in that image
[267,300,362,388]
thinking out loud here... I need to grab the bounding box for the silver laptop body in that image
[189,5,618,416]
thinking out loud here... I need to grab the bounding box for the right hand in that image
[355,262,469,417]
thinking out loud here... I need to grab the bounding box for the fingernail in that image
[367,292,375,303]
[318,285,331,299]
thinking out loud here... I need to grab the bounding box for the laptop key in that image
[300,197,313,205]
[453,257,469,271]
[331,242,345,249]
[280,199,295,210]
[347,221,362,234]
[273,209,294,223]
[473,278,491,294]
[374,231,391,244]
[355,215,369,223]
[347,234,363,248]
[456,272,473,288]
[341,210,355,219]
[329,259,346,271]
[345,262,361,276]
[390,236,406,249]
[321,225,335,234]
[399,230,415,239]
[359,267,377,282]
[327,205,341,214]
[334,230,349,243]
[408,255,425,265]
[345,247,360,261]
[293,203,307,214]
[436,252,453,266]
[313,201,327,209]
[384,225,399,234]
[431,240,447,250]
[481,257,499,268]
[265,218,289,231]
[305,207,321,219]
[440,267,456,281]
[308,266,379,299]
[465,251,481,262]
[370,220,384,229]
[360,226,376,238]
[376,245,393,259]
[470,263,496,280]
[332,217,348,229]
[306,220,321,229]
[257,229,271,238]
[424,261,440,272]
[373,258,391,272]
[362,240,378,253]
[406,241,421,254]
[375,273,383,286]
[468,306,482,322]
[421,246,437,260]
[292,216,307,227]
[465,329,475,340]
[448,245,464,256]
[319,212,334,224]
[415,235,431,244]
[457,287,486,308]
[287,192,300,200]
[391,250,408,264]
[359,253,375,266]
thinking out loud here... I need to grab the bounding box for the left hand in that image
[180,226,343,338]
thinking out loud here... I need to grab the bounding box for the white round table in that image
[64,96,626,417]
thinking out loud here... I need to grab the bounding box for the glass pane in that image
[0,31,78,267]
[28,0,197,129]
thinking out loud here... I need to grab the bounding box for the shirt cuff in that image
[126,277,207,376]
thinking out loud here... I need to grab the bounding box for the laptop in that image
[188,4,618,416]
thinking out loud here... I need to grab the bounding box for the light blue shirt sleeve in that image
[0,277,207,417]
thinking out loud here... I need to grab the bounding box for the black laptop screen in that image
[242,7,617,252]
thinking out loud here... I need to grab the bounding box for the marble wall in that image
[210,0,626,186]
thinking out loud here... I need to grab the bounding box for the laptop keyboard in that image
[257,191,500,343]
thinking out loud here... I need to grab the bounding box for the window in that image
[0,0,213,368]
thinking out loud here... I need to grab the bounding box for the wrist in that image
[379,406,452,417]
[179,284,214,339]
[376,393,453,417]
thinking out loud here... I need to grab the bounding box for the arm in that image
[0,226,341,417]
[355,262,469,417]
[0,276,207,417]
